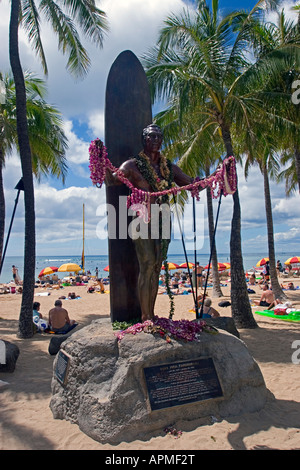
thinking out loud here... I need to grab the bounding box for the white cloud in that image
[63,120,90,164]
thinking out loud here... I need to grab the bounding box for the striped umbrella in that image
[179,262,195,268]
[38,266,58,277]
[161,262,180,270]
[284,256,300,265]
[103,265,109,272]
[256,258,269,267]
[204,262,227,271]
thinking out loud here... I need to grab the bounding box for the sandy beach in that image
[1,277,300,451]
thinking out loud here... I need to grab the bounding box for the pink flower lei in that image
[89,138,237,205]
[114,316,217,343]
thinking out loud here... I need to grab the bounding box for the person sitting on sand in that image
[248,274,256,286]
[33,301,44,319]
[190,293,208,311]
[48,299,76,333]
[281,282,296,290]
[201,298,220,318]
[254,284,280,310]
[96,278,105,293]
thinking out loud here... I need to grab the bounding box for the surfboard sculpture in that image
[105,50,152,322]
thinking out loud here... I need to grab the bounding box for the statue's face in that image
[143,127,163,153]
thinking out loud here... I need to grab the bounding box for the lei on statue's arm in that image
[88,138,237,205]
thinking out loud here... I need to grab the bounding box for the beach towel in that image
[254,310,300,323]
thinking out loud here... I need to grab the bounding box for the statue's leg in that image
[134,237,159,321]
[150,238,164,316]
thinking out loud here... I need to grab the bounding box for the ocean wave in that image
[45,259,72,262]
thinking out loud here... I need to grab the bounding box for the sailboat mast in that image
[82,203,85,272]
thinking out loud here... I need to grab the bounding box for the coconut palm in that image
[9,0,108,337]
[240,6,300,301]
[0,71,68,270]
[143,0,300,328]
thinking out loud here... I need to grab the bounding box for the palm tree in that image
[143,0,300,328]
[0,71,68,269]
[8,0,108,338]
[241,5,300,300]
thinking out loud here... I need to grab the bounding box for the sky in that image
[0,0,299,259]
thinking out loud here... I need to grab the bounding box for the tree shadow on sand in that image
[226,397,300,450]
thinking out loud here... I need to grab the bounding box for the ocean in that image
[0,251,296,284]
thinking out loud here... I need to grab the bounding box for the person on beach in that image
[193,262,204,289]
[48,299,76,333]
[202,298,220,318]
[262,261,270,282]
[254,284,280,310]
[33,301,49,331]
[12,265,20,285]
[33,301,44,319]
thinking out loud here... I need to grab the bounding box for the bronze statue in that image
[109,124,199,322]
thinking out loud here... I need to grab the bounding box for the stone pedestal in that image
[50,318,272,444]
[0,340,20,373]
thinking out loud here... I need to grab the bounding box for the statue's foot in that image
[141,313,154,322]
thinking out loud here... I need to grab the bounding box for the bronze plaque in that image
[55,349,71,386]
[144,357,223,411]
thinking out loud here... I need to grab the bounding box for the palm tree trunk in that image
[0,155,5,267]
[221,124,258,328]
[262,165,286,301]
[9,0,35,338]
[205,167,223,297]
[294,146,300,193]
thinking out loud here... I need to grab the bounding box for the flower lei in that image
[135,151,173,195]
[88,138,237,204]
[115,315,218,343]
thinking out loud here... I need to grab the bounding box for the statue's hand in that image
[105,168,116,186]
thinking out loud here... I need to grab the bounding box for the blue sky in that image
[0,0,299,258]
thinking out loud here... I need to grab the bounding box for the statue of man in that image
[109,123,200,322]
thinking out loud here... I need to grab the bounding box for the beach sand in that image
[1,278,300,450]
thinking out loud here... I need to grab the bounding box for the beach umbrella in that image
[38,266,58,277]
[223,262,231,269]
[284,256,300,265]
[58,263,81,273]
[256,258,269,267]
[161,262,180,270]
[179,262,195,268]
[104,265,109,272]
[204,262,227,271]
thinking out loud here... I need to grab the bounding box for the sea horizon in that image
[0,251,297,284]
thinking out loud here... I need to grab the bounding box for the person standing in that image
[12,265,20,285]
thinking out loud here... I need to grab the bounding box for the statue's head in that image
[142,124,163,151]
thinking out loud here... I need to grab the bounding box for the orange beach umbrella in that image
[103,265,109,272]
[58,263,81,273]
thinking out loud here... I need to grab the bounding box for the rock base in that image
[50,318,272,444]
[0,340,20,373]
